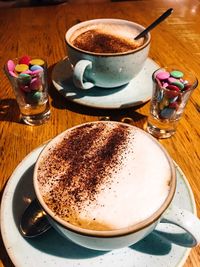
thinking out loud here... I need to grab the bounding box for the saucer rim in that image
[0,144,196,267]
[52,57,160,109]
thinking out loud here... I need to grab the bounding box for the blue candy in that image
[160,108,175,119]
[157,90,164,102]
[30,65,43,71]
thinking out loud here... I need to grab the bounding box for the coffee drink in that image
[66,19,151,89]
[36,122,172,231]
[70,23,145,53]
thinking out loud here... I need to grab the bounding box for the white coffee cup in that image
[65,19,151,89]
[33,121,200,250]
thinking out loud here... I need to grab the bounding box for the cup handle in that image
[73,60,94,90]
[161,204,200,246]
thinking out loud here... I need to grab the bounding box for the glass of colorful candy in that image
[4,55,51,125]
[146,67,198,138]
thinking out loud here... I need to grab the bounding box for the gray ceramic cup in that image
[65,19,151,89]
[33,122,200,251]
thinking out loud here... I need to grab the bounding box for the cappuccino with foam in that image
[35,122,173,231]
[65,19,151,89]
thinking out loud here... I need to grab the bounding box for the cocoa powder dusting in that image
[72,29,140,53]
[37,123,131,222]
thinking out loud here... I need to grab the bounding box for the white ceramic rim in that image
[65,18,151,56]
[33,121,176,238]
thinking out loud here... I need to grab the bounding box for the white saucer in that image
[52,57,159,109]
[0,145,196,267]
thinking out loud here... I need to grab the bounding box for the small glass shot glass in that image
[146,67,198,138]
[4,57,51,126]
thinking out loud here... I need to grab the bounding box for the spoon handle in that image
[134,8,173,40]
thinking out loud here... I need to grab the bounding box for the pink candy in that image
[7,60,15,72]
[31,69,43,75]
[168,77,178,84]
[156,71,170,80]
[9,70,18,78]
[30,77,42,90]
[21,70,33,75]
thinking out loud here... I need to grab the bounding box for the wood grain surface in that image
[0,0,200,266]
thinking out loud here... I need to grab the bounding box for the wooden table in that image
[0,0,200,266]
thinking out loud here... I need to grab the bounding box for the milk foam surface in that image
[37,122,171,230]
[70,23,141,41]
[70,23,144,53]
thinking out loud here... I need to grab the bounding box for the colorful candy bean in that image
[20,84,32,93]
[7,60,15,72]
[26,91,43,104]
[156,71,170,80]
[166,84,180,91]
[31,69,43,75]
[30,77,42,90]
[168,77,178,84]
[30,65,43,71]
[9,71,18,78]
[160,108,175,119]
[19,55,31,65]
[18,73,32,85]
[170,70,184,79]
[15,64,29,73]
[171,80,185,90]
[30,59,45,66]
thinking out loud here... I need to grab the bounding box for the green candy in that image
[170,70,184,79]
[172,80,185,90]
[26,91,43,104]
[18,73,31,85]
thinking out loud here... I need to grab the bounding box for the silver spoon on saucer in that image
[20,199,51,238]
[134,8,173,40]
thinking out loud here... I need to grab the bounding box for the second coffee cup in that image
[33,121,200,250]
[65,19,151,89]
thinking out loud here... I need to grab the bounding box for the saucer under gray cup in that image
[52,57,159,109]
[65,18,151,89]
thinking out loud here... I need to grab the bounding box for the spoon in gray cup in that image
[134,8,173,40]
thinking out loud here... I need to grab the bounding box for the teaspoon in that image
[20,199,51,238]
[134,8,173,40]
